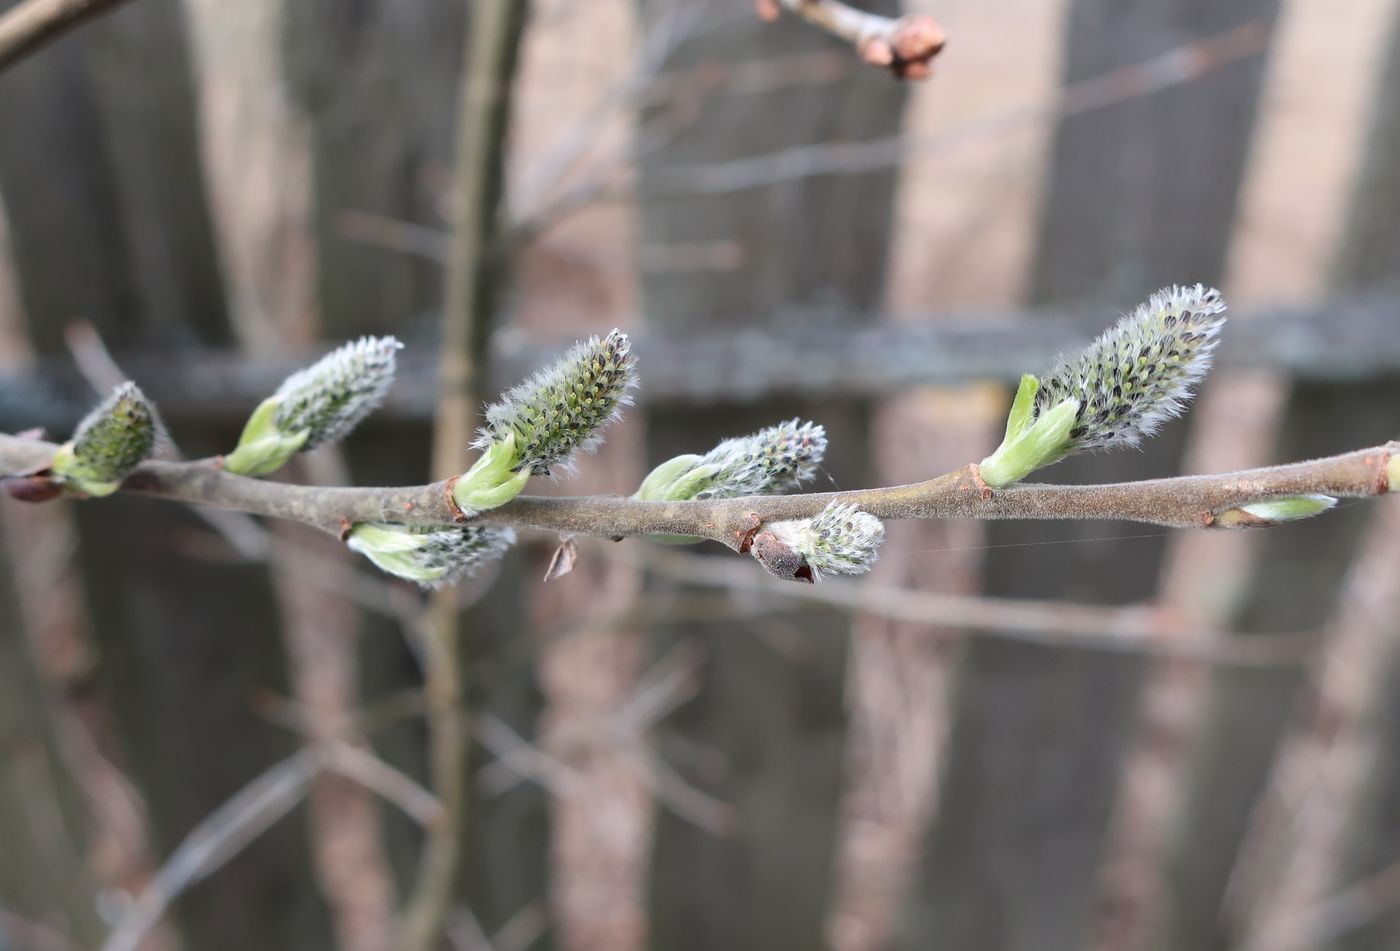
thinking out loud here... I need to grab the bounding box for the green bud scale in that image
[477,329,636,477]
[347,522,516,588]
[50,382,160,496]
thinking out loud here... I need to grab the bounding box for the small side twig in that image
[0,0,136,71]
[758,0,945,79]
[321,742,443,829]
[633,548,1317,667]
[100,749,322,951]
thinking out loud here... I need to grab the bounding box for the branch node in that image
[967,462,994,501]
[444,475,469,523]
[736,512,763,553]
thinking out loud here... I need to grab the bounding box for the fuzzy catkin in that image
[68,382,160,483]
[274,336,401,449]
[1035,284,1225,452]
[694,419,827,498]
[478,329,636,475]
[349,523,516,588]
[765,501,885,581]
[403,525,515,587]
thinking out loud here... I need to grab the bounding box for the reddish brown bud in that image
[5,474,63,503]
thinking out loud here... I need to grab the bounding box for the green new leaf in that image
[451,432,532,516]
[978,397,1078,489]
[1003,374,1039,443]
[222,396,310,477]
[635,453,707,501]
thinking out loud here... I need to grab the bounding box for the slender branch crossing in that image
[0,0,137,70]
[758,0,946,79]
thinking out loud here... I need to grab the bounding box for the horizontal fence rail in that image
[2,294,1398,431]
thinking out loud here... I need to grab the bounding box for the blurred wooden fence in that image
[1,1,1399,950]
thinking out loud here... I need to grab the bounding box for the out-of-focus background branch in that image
[2,1,1400,951]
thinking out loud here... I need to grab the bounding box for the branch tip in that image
[772,0,945,80]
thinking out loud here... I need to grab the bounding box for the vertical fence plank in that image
[81,0,231,346]
[636,4,907,949]
[0,2,335,946]
[1322,13,1400,949]
[901,3,1280,949]
[281,0,458,898]
[0,3,137,354]
[0,523,105,946]
[282,4,553,942]
[1153,8,1400,950]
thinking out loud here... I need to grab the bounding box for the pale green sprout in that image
[50,382,160,497]
[1237,495,1338,523]
[977,374,1079,490]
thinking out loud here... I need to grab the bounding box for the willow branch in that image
[760,0,946,79]
[0,0,136,71]
[4,434,1395,548]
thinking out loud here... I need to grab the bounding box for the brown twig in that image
[101,749,323,951]
[3,432,1396,549]
[761,0,945,79]
[0,0,136,71]
[645,20,1267,196]
[631,548,1316,666]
